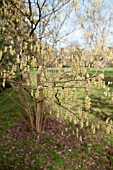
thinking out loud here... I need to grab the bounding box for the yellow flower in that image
[0,51,2,60]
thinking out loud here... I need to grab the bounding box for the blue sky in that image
[27,0,113,49]
[58,0,113,49]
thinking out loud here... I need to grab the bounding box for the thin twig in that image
[9,95,25,111]
[0,92,13,104]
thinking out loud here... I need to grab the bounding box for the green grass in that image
[74,67,113,121]
[0,90,25,133]
[88,67,113,82]
[0,68,113,169]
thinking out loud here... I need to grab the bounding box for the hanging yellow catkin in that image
[85,96,91,110]
[0,51,2,60]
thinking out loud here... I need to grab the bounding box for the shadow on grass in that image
[89,95,113,121]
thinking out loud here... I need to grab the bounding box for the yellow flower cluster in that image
[4,46,8,53]
[96,80,103,89]
[85,96,91,110]
[31,57,37,68]
[106,126,111,134]
[9,46,15,55]
[17,55,20,64]
[85,120,89,127]
[37,66,42,74]
[71,89,76,101]
[43,88,51,98]
[2,79,5,88]
[0,51,2,60]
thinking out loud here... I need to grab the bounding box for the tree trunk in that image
[17,91,35,130]
[35,72,43,133]
[25,108,35,130]
[36,99,43,133]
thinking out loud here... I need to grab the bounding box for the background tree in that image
[71,0,113,68]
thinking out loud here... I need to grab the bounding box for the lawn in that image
[0,68,113,170]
